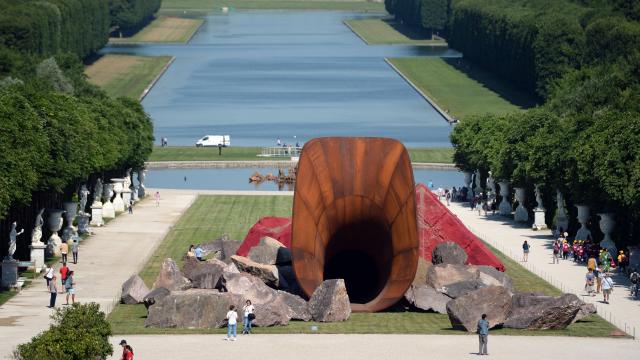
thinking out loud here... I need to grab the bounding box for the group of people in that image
[59,239,79,265]
[44,261,76,308]
[225,300,256,340]
[186,244,205,261]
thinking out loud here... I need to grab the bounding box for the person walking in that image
[618,251,627,273]
[522,241,530,262]
[585,269,596,296]
[552,240,561,264]
[242,300,255,334]
[195,244,204,261]
[48,274,58,308]
[602,273,614,304]
[154,191,160,207]
[64,270,76,305]
[477,313,489,355]
[72,239,79,264]
[128,199,133,214]
[60,241,69,263]
[226,305,238,341]
[59,262,69,290]
[119,340,134,360]
[44,265,54,287]
[595,267,603,294]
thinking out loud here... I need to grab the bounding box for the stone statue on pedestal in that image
[7,222,24,260]
[79,185,90,215]
[534,185,545,211]
[124,168,132,190]
[93,179,103,205]
[31,209,45,244]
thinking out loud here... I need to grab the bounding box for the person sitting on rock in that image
[195,245,204,261]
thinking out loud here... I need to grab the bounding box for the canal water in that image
[146,167,463,191]
[104,11,461,148]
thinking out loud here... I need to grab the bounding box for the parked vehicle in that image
[196,135,230,147]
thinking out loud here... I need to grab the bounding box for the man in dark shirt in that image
[477,313,489,355]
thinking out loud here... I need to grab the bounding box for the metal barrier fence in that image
[258,146,302,157]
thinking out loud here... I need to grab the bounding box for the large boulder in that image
[143,287,170,309]
[248,236,291,265]
[446,286,512,332]
[182,257,226,289]
[426,264,477,290]
[504,293,584,330]
[276,265,302,295]
[427,264,514,295]
[200,234,241,263]
[231,255,279,287]
[477,266,514,293]
[309,279,351,322]
[404,284,450,314]
[432,241,468,265]
[222,272,291,326]
[121,275,150,305]
[441,280,486,299]
[152,258,191,291]
[251,299,290,327]
[145,289,244,328]
[573,303,597,323]
[277,290,312,321]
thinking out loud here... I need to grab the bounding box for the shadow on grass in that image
[383,19,432,41]
[442,58,540,109]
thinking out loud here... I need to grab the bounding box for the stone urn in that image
[555,190,569,232]
[575,205,592,240]
[498,181,511,216]
[63,201,78,234]
[514,187,528,222]
[47,209,65,257]
[463,171,473,200]
[598,213,616,256]
[111,178,125,212]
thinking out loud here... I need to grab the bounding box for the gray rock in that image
[221,239,241,263]
[426,264,477,290]
[477,266,514,294]
[504,293,584,330]
[404,284,450,314]
[446,286,512,332]
[152,258,191,291]
[251,298,290,327]
[231,255,279,287]
[182,257,226,289]
[432,241,468,265]
[145,289,244,328]
[441,280,486,299]
[143,287,170,309]
[200,234,240,263]
[277,290,312,321]
[573,303,597,323]
[248,236,291,265]
[309,279,351,322]
[223,271,280,305]
[121,275,150,305]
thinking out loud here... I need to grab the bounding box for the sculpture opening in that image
[291,137,419,312]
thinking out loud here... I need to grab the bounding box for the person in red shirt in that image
[59,262,69,289]
[119,340,134,360]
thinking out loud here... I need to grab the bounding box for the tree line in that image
[0,0,161,58]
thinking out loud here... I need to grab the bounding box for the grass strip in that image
[345,19,446,45]
[110,17,203,43]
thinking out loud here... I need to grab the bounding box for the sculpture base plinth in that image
[78,213,91,234]
[122,190,132,209]
[499,200,511,216]
[1,259,18,289]
[91,204,104,226]
[30,243,46,272]
[575,226,592,241]
[532,210,547,230]
[103,202,115,219]
[47,234,62,257]
[514,205,528,223]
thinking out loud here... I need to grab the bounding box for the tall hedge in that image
[109,0,162,36]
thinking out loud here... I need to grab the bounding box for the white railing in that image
[258,146,302,158]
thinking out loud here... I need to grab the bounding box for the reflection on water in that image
[103,11,461,147]
[146,167,462,191]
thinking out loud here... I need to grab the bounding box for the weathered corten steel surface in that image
[291,137,419,312]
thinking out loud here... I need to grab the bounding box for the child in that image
[226,305,238,341]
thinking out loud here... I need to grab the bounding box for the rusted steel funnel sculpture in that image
[291,137,418,312]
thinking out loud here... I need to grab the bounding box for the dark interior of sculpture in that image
[291,137,419,312]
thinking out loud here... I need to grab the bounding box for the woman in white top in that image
[226,305,238,341]
[44,266,55,287]
[242,300,255,334]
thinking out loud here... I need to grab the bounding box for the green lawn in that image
[148,146,454,163]
[388,58,538,120]
[85,55,173,99]
[110,17,203,43]
[345,19,446,45]
[160,0,385,13]
[109,195,620,337]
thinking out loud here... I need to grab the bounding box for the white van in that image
[195,135,230,147]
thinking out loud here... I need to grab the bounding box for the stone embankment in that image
[145,161,456,170]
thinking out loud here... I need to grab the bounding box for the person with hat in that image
[119,339,134,360]
[618,250,628,273]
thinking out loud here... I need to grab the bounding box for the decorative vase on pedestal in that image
[47,210,65,257]
[63,201,78,236]
[532,184,547,230]
[111,178,125,212]
[463,171,473,200]
[90,203,104,226]
[514,187,528,222]
[555,190,569,232]
[598,213,616,257]
[137,169,146,198]
[102,184,115,219]
[77,214,91,235]
[575,205,592,240]
[498,181,511,216]
[122,188,132,209]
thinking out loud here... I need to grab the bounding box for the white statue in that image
[124,168,132,190]
[474,169,482,195]
[534,184,545,211]
[486,171,496,198]
[7,222,24,260]
[93,178,103,205]
[31,208,45,244]
[79,185,90,214]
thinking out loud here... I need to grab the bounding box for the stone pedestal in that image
[30,243,46,272]
[498,181,511,216]
[77,213,91,234]
[132,186,139,202]
[533,210,547,230]
[103,201,115,219]
[514,187,528,223]
[122,189,132,209]
[112,178,125,212]
[91,203,104,226]
[1,259,18,289]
